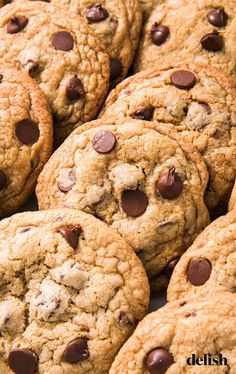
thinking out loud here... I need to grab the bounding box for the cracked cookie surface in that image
[110,293,236,373]
[0,1,109,144]
[167,209,236,301]
[135,0,236,76]
[0,64,52,217]
[0,208,149,373]
[36,118,209,282]
[100,63,236,210]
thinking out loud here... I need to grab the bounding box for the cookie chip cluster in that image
[0,0,236,373]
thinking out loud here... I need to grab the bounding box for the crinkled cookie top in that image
[167,208,236,301]
[37,118,209,280]
[100,62,236,210]
[135,0,236,76]
[0,65,52,217]
[110,292,236,373]
[0,208,149,373]
[0,1,109,143]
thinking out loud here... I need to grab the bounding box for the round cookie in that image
[167,209,236,301]
[0,64,52,217]
[228,180,236,210]
[135,0,236,75]
[110,293,236,374]
[36,118,209,282]
[0,208,149,373]
[0,2,109,144]
[49,0,135,86]
[100,63,236,211]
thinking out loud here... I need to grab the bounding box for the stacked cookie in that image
[0,0,236,373]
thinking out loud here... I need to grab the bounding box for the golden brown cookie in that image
[100,62,236,211]
[0,208,149,373]
[135,0,236,76]
[167,209,236,301]
[0,64,52,217]
[0,1,109,144]
[110,293,236,373]
[36,118,209,283]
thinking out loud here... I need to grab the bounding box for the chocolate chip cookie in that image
[228,179,236,211]
[100,62,236,211]
[49,0,138,86]
[36,118,209,282]
[0,64,52,217]
[167,208,236,302]
[110,292,236,373]
[135,0,236,76]
[0,1,109,144]
[0,208,149,373]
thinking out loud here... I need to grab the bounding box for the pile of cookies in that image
[0,0,236,373]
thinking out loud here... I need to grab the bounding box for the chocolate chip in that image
[151,23,169,45]
[52,31,74,51]
[66,76,85,101]
[0,170,7,191]
[133,107,154,121]
[86,3,109,22]
[164,257,180,279]
[171,70,196,90]
[63,338,89,363]
[15,119,40,145]
[0,74,3,83]
[199,102,212,114]
[157,168,183,200]
[7,16,28,34]
[201,31,223,51]
[110,58,123,82]
[207,8,228,27]
[121,189,148,217]
[187,258,212,286]
[57,169,76,193]
[59,225,82,249]
[146,348,174,374]
[92,130,116,154]
[187,257,212,286]
[8,349,36,374]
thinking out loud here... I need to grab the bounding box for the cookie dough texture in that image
[135,0,236,75]
[0,208,149,373]
[110,293,236,373]
[0,1,109,144]
[100,63,236,210]
[0,65,52,217]
[167,209,236,301]
[229,180,236,210]
[37,118,209,281]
